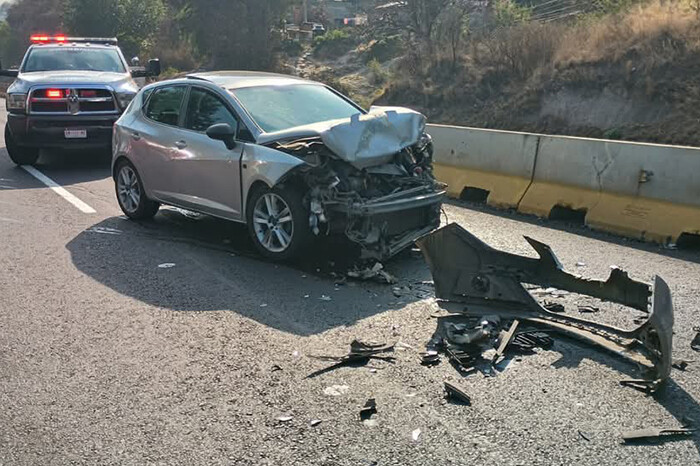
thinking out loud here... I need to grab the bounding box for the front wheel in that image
[246,184,311,261]
[5,125,39,166]
[115,160,159,220]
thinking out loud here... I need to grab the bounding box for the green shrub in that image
[368,58,388,85]
[313,29,356,58]
[362,35,402,63]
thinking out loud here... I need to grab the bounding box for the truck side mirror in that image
[146,59,161,77]
[0,59,18,78]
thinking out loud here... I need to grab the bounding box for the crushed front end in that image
[271,109,446,260]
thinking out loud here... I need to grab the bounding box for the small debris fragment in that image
[492,320,520,366]
[411,429,421,441]
[692,327,700,352]
[347,262,397,284]
[260,303,268,308]
[578,305,600,313]
[158,263,176,269]
[310,419,322,427]
[511,332,554,352]
[277,416,293,423]
[271,364,283,372]
[622,427,696,442]
[420,350,440,366]
[360,398,377,421]
[672,359,691,371]
[392,287,403,298]
[304,294,310,299]
[578,430,591,442]
[444,381,471,405]
[319,295,332,301]
[544,301,565,313]
[576,262,586,267]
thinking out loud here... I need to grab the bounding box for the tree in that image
[3,0,63,64]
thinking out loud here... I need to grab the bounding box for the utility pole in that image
[303,0,308,23]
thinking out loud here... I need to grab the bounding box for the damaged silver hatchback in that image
[112,72,445,260]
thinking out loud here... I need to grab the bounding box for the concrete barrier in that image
[428,124,700,244]
[427,124,539,208]
[519,135,700,243]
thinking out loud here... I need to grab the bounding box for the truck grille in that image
[29,87,118,115]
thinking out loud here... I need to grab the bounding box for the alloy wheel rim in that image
[253,193,294,253]
[117,166,141,214]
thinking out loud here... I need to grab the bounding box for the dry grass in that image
[556,1,700,66]
[471,1,700,80]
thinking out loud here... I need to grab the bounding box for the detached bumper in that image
[8,113,118,149]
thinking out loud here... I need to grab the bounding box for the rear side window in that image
[185,88,238,132]
[145,86,186,126]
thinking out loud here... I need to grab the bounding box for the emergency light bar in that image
[30,35,118,46]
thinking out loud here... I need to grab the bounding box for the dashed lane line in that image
[21,165,97,214]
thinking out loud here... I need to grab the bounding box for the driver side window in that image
[185,88,238,133]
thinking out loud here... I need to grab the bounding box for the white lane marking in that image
[0,216,21,224]
[21,166,96,214]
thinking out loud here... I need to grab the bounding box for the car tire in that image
[115,159,159,220]
[246,183,311,261]
[5,124,39,166]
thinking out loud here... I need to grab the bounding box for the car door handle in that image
[175,140,188,149]
[130,131,141,141]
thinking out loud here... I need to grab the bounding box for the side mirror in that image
[131,56,140,66]
[146,59,161,77]
[0,60,18,78]
[206,123,237,150]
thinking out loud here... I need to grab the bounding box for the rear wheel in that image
[115,160,159,220]
[246,184,311,261]
[5,124,39,166]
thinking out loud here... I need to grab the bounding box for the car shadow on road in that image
[66,209,434,336]
[0,146,112,188]
[447,199,700,265]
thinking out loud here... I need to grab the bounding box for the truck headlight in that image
[116,92,136,110]
[6,93,27,112]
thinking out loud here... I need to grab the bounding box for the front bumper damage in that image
[418,224,674,391]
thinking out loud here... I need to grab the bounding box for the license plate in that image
[64,129,87,139]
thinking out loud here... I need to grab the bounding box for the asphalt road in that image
[1,112,700,465]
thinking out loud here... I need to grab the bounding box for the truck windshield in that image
[22,47,126,73]
[230,84,362,133]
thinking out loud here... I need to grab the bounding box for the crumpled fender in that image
[240,143,305,212]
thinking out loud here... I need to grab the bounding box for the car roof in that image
[186,71,318,90]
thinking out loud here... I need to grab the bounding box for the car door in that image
[128,84,188,203]
[170,86,245,221]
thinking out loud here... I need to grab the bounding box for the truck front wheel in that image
[5,124,39,166]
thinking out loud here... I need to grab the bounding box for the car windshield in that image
[23,47,126,73]
[230,84,362,133]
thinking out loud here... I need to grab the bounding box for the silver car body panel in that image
[240,143,305,210]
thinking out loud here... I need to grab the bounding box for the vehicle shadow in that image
[0,146,112,188]
[65,209,434,336]
[447,199,700,265]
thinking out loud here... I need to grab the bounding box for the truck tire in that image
[5,124,39,166]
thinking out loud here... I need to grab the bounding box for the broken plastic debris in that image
[622,427,695,442]
[577,305,600,314]
[347,262,397,284]
[88,226,123,235]
[412,429,421,441]
[260,303,268,308]
[310,419,322,427]
[158,263,176,269]
[360,398,377,421]
[543,301,565,313]
[692,327,700,352]
[444,381,471,405]
[277,416,293,423]
[323,385,350,397]
[319,295,332,301]
[576,262,586,267]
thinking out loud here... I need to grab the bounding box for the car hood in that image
[9,71,137,93]
[258,106,427,169]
